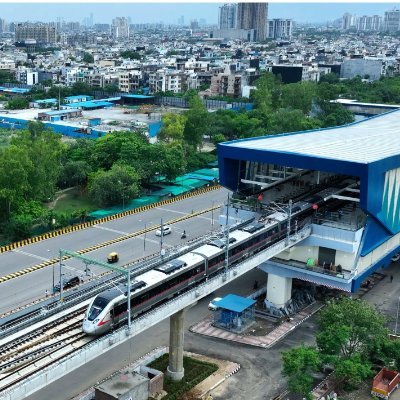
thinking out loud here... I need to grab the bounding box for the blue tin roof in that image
[122,94,155,99]
[64,101,114,109]
[215,294,255,313]
[41,108,81,116]
[64,95,93,100]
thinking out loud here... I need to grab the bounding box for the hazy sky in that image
[0,3,398,24]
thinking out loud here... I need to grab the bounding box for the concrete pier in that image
[167,308,186,381]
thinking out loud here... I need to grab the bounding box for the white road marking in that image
[93,225,130,235]
[155,207,212,221]
[12,249,53,262]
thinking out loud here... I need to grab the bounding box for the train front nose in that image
[82,318,97,335]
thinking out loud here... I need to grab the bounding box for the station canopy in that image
[225,110,400,164]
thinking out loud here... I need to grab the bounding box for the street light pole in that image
[211,200,214,231]
[59,250,63,303]
[127,268,131,332]
[286,199,293,246]
[144,223,147,256]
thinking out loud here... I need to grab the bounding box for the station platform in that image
[189,301,324,349]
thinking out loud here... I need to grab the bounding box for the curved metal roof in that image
[226,110,400,164]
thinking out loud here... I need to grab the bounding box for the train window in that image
[92,296,109,309]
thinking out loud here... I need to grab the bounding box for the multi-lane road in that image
[0,188,229,315]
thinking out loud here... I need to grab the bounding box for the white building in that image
[384,8,400,32]
[219,4,237,29]
[112,17,129,39]
[267,19,293,39]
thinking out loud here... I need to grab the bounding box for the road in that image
[0,188,229,314]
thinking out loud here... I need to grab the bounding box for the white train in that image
[82,198,318,335]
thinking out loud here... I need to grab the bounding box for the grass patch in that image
[148,353,218,400]
[51,188,98,213]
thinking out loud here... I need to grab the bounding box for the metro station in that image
[218,109,400,312]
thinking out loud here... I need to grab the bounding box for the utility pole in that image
[224,194,230,276]
[127,267,131,331]
[59,250,63,303]
[286,199,292,246]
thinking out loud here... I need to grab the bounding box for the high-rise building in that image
[15,23,57,44]
[219,3,237,30]
[112,17,129,39]
[178,16,185,26]
[236,2,268,41]
[384,8,400,32]
[357,15,382,31]
[267,19,293,39]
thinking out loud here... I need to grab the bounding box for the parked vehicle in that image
[53,275,80,293]
[208,297,222,311]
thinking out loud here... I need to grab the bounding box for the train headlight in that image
[94,318,99,324]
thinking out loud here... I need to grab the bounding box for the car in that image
[53,275,80,293]
[208,297,222,311]
[107,252,119,263]
[155,226,172,237]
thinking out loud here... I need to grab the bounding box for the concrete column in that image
[266,274,292,308]
[167,308,185,381]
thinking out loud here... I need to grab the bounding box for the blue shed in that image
[213,294,256,333]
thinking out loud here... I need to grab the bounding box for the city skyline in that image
[0,3,398,24]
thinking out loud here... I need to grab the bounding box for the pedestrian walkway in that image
[190,301,324,349]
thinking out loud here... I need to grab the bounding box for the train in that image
[82,195,322,335]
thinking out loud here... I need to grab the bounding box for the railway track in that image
[0,309,92,392]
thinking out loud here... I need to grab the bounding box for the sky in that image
[0,2,399,24]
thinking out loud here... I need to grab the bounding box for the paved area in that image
[190,301,324,349]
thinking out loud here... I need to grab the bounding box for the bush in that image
[148,354,218,399]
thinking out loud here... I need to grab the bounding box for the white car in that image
[155,226,172,237]
[208,297,222,311]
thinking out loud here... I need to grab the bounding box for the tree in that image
[280,82,317,114]
[282,345,321,400]
[0,145,33,218]
[104,84,120,94]
[11,124,65,201]
[120,50,141,60]
[71,82,93,96]
[0,70,16,84]
[160,143,187,181]
[317,297,388,359]
[59,160,91,190]
[6,97,29,110]
[251,72,281,112]
[333,354,373,391]
[82,52,94,63]
[183,95,209,149]
[88,164,140,207]
[158,113,186,142]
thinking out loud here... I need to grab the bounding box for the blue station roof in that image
[40,108,81,116]
[222,110,400,164]
[216,294,256,313]
[218,109,400,254]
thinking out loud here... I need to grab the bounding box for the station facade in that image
[218,110,400,307]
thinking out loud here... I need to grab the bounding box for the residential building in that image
[267,19,293,39]
[210,72,246,97]
[219,4,237,30]
[118,70,143,92]
[15,22,57,44]
[384,8,400,32]
[340,58,383,81]
[112,17,129,39]
[148,69,188,94]
[236,2,268,41]
[211,28,256,42]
